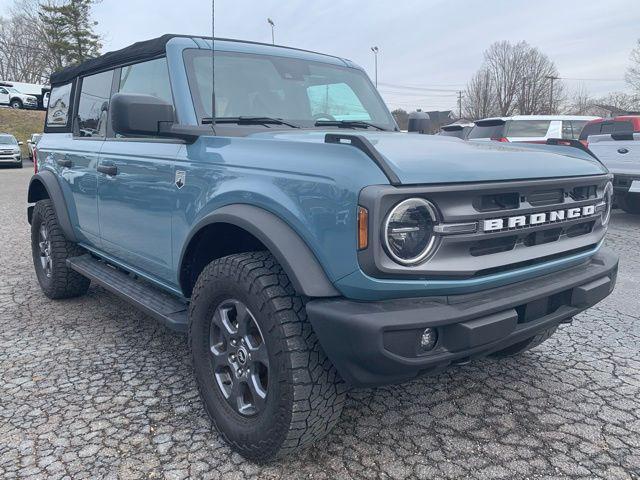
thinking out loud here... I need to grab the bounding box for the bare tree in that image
[0,10,51,83]
[626,38,640,94]
[567,83,594,115]
[463,68,496,119]
[463,41,563,119]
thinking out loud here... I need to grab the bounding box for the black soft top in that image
[50,34,183,85]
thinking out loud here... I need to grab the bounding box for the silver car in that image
[0,134,22,168]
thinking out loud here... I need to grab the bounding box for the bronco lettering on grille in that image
[483,205,597,232]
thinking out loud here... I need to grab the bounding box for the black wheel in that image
[10,99,22,109]
[189,251,346,462]
[618,193,640,214]
[490,325,558,358]
[31,199,90,299]
[17,160,23,168]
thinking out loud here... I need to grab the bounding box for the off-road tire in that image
[618,193,640,214]
[17,160,22,168]
[31,199,90,299]
[490,325,558,358]
[189,251,346,462]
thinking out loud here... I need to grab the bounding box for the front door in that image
[96,57,179,283]
[0,87,10,105]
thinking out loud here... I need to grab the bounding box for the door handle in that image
[97,164,118,176]
[56,158,72,168]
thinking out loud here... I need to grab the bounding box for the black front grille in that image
[528,189,564,206]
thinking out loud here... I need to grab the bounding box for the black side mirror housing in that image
[110,93,175,137]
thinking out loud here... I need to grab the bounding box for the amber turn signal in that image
[358,206,368,250]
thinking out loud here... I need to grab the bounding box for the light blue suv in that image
[28,35,618,461]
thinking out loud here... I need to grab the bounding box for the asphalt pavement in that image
[0,166,638,479]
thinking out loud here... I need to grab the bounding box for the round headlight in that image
[602,181,613,226]
[383,198,438,265]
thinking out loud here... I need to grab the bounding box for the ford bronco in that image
[28,35,618,462]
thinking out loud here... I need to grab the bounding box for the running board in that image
[66,255,188,332]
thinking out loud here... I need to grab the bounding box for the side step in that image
[67,255,188,332]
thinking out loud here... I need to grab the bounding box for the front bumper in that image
[308,248,618,387]
[0,154,21,163]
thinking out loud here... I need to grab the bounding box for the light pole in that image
[267,18,275,45]
[371,46,379,87]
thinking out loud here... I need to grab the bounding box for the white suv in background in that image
[0,86,38,109]
[468,115,599,143]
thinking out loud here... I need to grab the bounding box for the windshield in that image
[184,49,395,130]
[7,87,19,93]
[0,135,18,145]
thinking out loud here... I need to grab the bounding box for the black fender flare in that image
[180,204,340,298]
[27,171,77,243]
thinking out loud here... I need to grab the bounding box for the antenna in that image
[210,0,216,132]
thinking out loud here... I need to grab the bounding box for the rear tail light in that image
[33,147,38,173]
[580,140,589,148]
[491,137,509,142]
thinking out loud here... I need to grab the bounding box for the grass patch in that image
[0,108,45,157]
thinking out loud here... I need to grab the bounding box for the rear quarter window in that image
[468,121,506,139]
[507,120,551,137]
[46,83,73,129]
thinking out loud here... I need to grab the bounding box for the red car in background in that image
[579,115,640,146]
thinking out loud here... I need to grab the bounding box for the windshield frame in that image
[182,48,397,131]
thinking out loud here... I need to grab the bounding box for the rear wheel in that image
[618,193,640,214]
[490,325,558,358]
[189,251,346,462]
[31,200,90,299]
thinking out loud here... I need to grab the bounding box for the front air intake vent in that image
[528,189,564,206]
[475,192,520,212]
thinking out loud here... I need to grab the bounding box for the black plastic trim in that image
[325,133,401,185]
[179,204,339,298]
[546,138,599,160]
[307,248,618,387]
[27,171,77,242]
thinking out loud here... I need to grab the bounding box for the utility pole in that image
[371,46,379,87]
[457,91,463,119]
[545,75,559,114]
[267,18,275,45]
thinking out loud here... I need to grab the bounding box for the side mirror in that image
[18,141,23,146]
[110,93,175,137]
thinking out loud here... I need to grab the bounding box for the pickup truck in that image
[27,34,618,462]
[588,133,640,213]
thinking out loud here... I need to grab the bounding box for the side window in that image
[570,121,587,139]
[507,120,551,137]
[118,57,173,106]
[0,87,8,94]
[46,83,73,127]
[77,71,113,138]
[561,121,573,140]
[307,83,371,121]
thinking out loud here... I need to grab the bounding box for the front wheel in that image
[189,251,346,462]
[10,99,22,109]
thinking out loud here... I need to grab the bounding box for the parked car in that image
[587,132,640,213]
[27,133,42,160]
[468,115,599,143]
[28,34,618,462]
[0,86,39,109]
[0,133,23,167]
[579,115,640,147]
[438,123,474,139]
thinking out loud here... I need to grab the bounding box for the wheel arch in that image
[179,204,339,299]
[27,171,77,242]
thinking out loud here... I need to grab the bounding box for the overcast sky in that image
[2,0,639,111]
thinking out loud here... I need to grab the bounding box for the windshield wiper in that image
[314,120,387,131]
[202,116,300,128]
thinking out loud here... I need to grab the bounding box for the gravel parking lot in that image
[1,166,639,480]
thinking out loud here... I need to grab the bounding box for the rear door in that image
[55,71,114,247]
[97,57,180,282]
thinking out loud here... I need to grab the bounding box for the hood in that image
[250,130,607,185]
